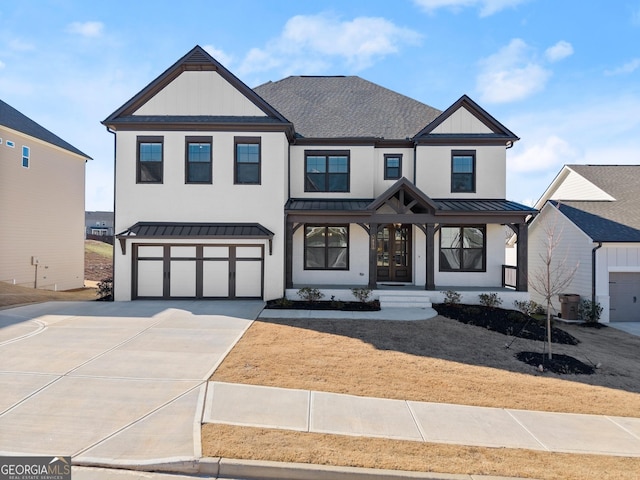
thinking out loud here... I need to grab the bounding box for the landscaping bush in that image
[297,287,324,303]
[442,290,461,304]
[478,293,502,308]
[351,287,372,303]
[578,299,603,324]
[96,277,113,301]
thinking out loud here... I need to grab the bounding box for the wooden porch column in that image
[516,222,528,292]
[368,223,378,289]
[425,223,435,290]
[285,220,294,289]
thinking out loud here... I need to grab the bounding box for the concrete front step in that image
[379,294,432,309]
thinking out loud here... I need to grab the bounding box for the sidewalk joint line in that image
[405,401,426,442]
[605,416,640,441]
[505,409,550,451]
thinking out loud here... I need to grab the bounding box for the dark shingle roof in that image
[551,165,640,242]
[0,99,91,159]
[117,222,274,238]
[253,76,441,139]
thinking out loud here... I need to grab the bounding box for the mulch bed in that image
[265,299,381,311]
[434,303,579,345]
[516,352,596,375]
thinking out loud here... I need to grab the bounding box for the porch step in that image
[378,292,432,309]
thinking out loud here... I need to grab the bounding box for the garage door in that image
[609,272,640,322]
[133,244,263,299]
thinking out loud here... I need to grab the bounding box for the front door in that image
[377,225,412,283]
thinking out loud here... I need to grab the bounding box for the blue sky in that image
[2,0,639,210]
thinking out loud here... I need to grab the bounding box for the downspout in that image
[106,126,117,295]
[412,140,417,184]
[592,241,603,319]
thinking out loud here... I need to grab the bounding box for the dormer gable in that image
[368,177,438,214]
[103,46,291,133]
[414,94,519,146]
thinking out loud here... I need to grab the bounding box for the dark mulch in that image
[516,351,595,375]
[265,299,381,311]
[434,304,579,345]
[579,322,608,329]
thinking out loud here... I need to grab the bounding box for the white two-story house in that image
[103,46,535,303]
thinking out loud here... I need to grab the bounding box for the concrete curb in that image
[205,457,534,480]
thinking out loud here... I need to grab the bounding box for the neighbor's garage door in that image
[609,272,640,322]
[134,244,263,299]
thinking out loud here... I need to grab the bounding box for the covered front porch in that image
[284,178,536,298]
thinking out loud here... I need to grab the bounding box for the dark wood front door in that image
[376,225,412,283]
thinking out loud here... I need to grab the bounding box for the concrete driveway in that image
[0,300,262,471]
[609,322,640,337]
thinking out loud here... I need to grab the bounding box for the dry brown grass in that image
[207,315,640,478]
[203,423,640,480]
[0,281,96,309]
[212,316,640,417]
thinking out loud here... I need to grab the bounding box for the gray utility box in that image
[559,294,580,320]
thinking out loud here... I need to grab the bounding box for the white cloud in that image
[604,58,640,76]
[66,21,104,38]
[238,13,422,76]
[413,0,527,17]
[545,40,573,62]
[509,136,579,173]
[203,45,233,67]
[477,38,551,103]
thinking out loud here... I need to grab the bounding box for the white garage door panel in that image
[138,261,164,297]
[610,272,640,322]
[237,246,262,258]
[236,261,262,297]
[171,246,197,258]
[203,261,230,297]
[170,261,197,297]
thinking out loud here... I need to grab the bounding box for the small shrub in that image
[514,300,540,316]
[442,290,462,304]
[297,287,324,303]
[478,293,502,308]
[274,296,292,307]
[96,277,113,301]
[578,299,603,323]
[534,303,546,315]
[351,287,372,303]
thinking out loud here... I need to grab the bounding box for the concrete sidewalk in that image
[204,381,640,458]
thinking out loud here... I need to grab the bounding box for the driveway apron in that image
[0,300,261,466]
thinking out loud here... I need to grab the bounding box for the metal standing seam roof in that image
[0,99,91,159]
[117,222,275,238]
[253,76,442,139]
[285,198,535,214]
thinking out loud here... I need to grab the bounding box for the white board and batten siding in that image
[549,169,615,202]
[430,106,494,135]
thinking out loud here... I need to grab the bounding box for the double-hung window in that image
[235,137,261,184]
[439,226,485,272]
[305,151,349,192]
[384,154,402,180]
[137,136,163,183]
[451,151,475,193]
[185,136,212,184]
[304,225,349,270]
[22,146,30,168]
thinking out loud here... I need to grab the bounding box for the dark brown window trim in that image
[185,136,213,184]
[304,150,350,193]
[136,135,164,184]
[234,136,261,185]
[451,150,476,193]
[303,224,350,271]
[439,225,486,273]
[384,154,403,180]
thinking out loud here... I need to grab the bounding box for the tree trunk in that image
[546,302,553,360]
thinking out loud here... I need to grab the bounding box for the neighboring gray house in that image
[0,99,91,290]
[529,164,640,322]
[86,211,114,237]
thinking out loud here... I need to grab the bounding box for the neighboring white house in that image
[529,164,640,323]
[103,45,535,303]
[0,99,91,291]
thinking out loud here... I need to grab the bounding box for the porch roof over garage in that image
[117,222,274,239]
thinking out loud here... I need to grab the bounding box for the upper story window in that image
[304,225,349,270]
[305,150,349,192]
[185,136,212,184]
[235,137,261,185]
[6,140,15,148]
[451,150,475,193]
[439,225,485,272]
[22,146,30,168]
[137,136,163,184]
[384,154,402,180]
